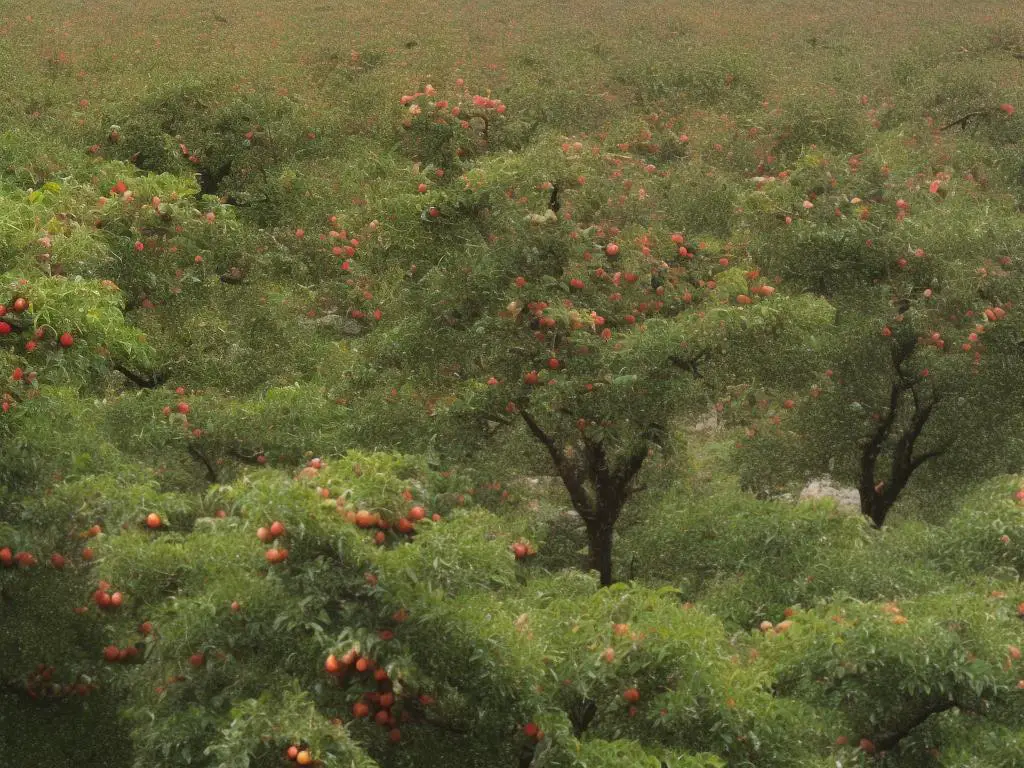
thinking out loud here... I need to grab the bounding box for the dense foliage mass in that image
[1,1,1023,766]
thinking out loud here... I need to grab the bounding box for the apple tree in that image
[335,86,832,584]
[731,135,1024,526]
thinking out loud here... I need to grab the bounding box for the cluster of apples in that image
[338,498,439,547]
[92,579,125,610]
[324,647,406,742]
[257,520,289,563]
[282,744,318,765]
[759,607,799,634]
[160,387,204,439]
[23,664,97,699]
[0,293,76,350]
[102,643,141,663]
[78,522,103,562]
[0,547,36,567]
[3,360,37,416]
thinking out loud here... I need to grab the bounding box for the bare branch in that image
[188,445,219,483]
[520,409,594,519]
[112,362,163,388]
[873,700,960,752]
[940,110,993,131]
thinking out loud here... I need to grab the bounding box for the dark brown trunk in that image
[859,488,889,529]
[585,519,615,586]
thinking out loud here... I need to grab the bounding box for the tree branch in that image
[188,445,219,483]
[615,445,649,500]
[940,110,993,132]
[228,449,265,466]
[668,348,711,379]
[582,438,612,493]
[520,408,594,518]
[873,700,959,752]
[112,362,163,388]
[909,446,947,471]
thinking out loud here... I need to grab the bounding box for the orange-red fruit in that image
[352,701,370,718]
[256,526,272,543]
[189,652,204,668]
[50,553,65,569]
[146,513,162,529]
[103,645,120,662]
[269,520,286,538]
[623,687,640,703]
[375,709,391,726]
[296,750,312,765]
[408,505,425,521]
[388,728,401,742]
[325,654,341,674]
[287,745,299,760]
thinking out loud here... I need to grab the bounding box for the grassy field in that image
[3,0,1022,138]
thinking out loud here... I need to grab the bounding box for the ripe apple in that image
[265,548,287,564]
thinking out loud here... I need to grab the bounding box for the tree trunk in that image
[585,519,615,587]
[859,487,889,529]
